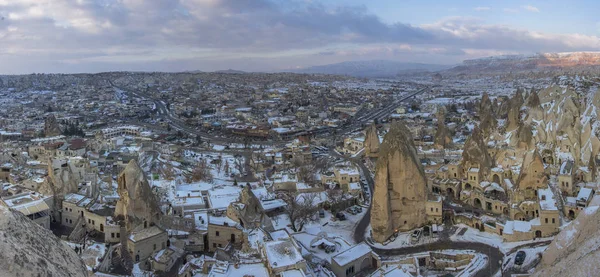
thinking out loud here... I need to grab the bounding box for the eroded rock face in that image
[39,158,79,197]
[364,124,380,157]
[516,150,547,193]
[434,106,452,149]
[44,114,61,137]
[506,88,525,131]
[0,205,88,277]
[533,204,600,277]
[478,92,497,137]
[459,126,493,178]
[115,160,161,230]
[371,121,428,243]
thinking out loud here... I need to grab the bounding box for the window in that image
[436,208,438,212]
[430,208,433,212]
[111,233,115,238]
[216,231,220,237]
[218,244,222,247]
[66,218,69,223]
[545,218,548,224]
[92,220,95,226]
[345,265,355,276]
[153,244,156,250]
[552,218,555,224]
[117,233,120,238]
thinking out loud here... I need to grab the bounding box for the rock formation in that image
[364,124,380,158]
[371,121,428,243]
[115,159,161,231]
[478,92,497,137]
[0,205,88,277]
[459,126,493,179]
[509,122,534,150]
[434,106,452,149]
[533,203,600,277]
[506,88,524,131]
[516,150,547,193]
[39,158,79,197]
[44,114,61,137]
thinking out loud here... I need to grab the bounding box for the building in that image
[331,242,381,277]
[1,187,52,229]
[128,226,169,263]
[263,239,308,276]
[207,213,243,252]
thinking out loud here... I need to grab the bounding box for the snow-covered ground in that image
[451,224,554,253]
[370,227,442,249]
[502,245,547,273]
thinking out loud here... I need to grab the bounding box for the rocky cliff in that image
[44,114,61,137]
[533,202,600,277]
[364,124,380,157]
[114,159,162,231]
[434,106,452,149]
[371,121,428,243]
[0,205,88,277]
[459,126,493,178]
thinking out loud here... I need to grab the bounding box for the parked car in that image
[346,207,357,215]
[514,251,526,266]
[335,212,346,220]
[319,209,325,218]
[411,229,422,242]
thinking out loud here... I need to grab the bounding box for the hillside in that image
[294,60,450,77]
[0,205,88,277]
[448,52,600,74]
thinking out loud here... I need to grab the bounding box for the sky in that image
[0,0,599,74]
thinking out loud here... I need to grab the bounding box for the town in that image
[1,65,599,277]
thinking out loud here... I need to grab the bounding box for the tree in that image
[280,191,319,232]
[188,159,213,183]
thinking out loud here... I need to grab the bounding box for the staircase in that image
[548,176,567,219]
[68,216,86,242]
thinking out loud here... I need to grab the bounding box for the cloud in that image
[522,5,540,12]
[474,7,491,12]
[503,8,519,13]
[0,0,595,73]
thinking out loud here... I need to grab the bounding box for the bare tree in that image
[326,189,345,212]
[280,191,319,232]
[163,164,176,180]
[187,159,213,183]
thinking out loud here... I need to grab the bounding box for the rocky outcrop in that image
[114,160,161,231]
[364,124,380,158]
[533,203,600,277]
[371,121,428,243]
[478,92,497,137]
[506,88,525,131]
[516,150,547,192]
[44,114,61,137]
[459,126,493,179]
[434,106,452,149]
[39,158,79,197]
[0,205,88,277]
[509,123,534,150]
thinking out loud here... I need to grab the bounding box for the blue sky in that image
[0,0,598,73]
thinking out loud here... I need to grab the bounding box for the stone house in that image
[331,242,381,277]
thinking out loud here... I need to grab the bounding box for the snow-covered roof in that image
[577,188,593,203]
[503,220,532,235]
[538,187,558,211]
[332,242,372,266]
[264,240,304,269]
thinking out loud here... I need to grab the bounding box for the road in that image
[372,241,504,277]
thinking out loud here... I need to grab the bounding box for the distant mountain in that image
[447,52,600,74]
[293,60,451,77]
[214,69,247,74]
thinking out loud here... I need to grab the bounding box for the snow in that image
[264,240,304,269]
[332,242,372,266]
[503,220,532,234]
[577,187,593,202]
[207,186,242,210]
[538,187,558,211]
